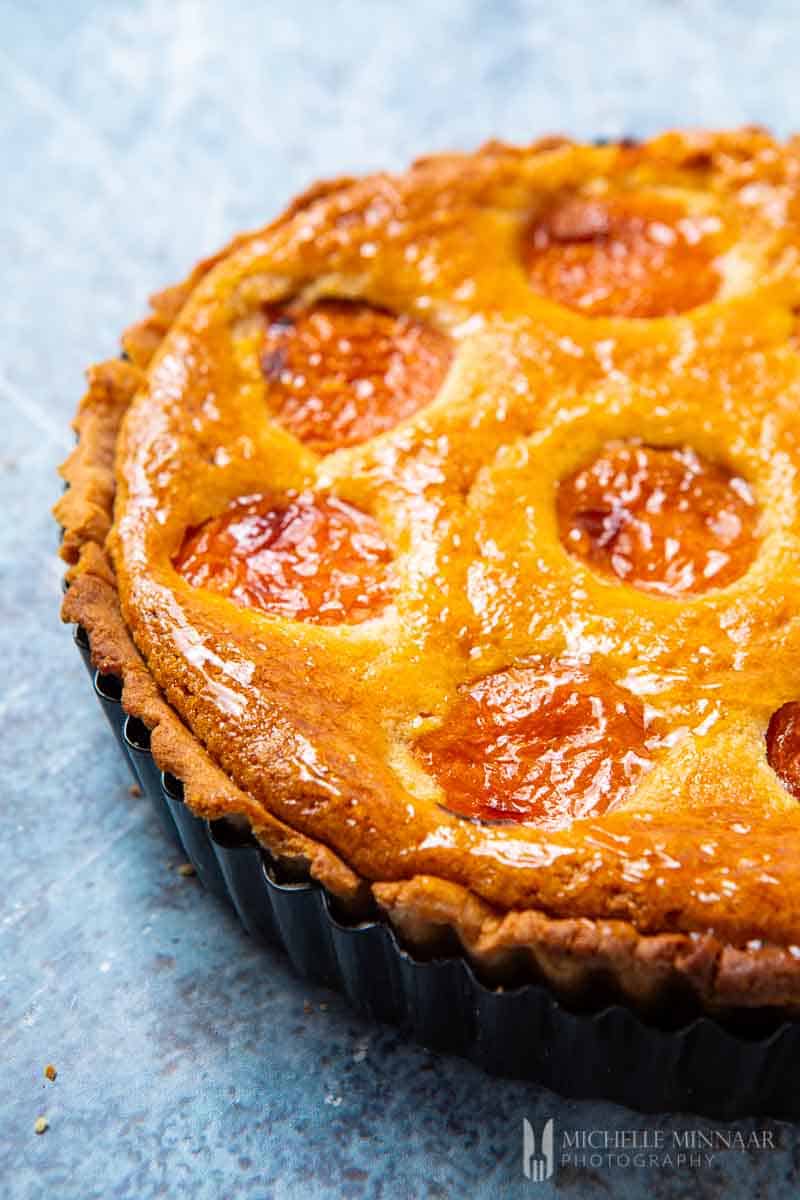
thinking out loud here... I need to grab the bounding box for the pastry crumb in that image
[34,1116,49,1135]
[177,863,196,877]
[44,1064,57,1082]
[129,783,142,797]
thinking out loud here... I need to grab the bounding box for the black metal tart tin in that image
[71,623,800,1118]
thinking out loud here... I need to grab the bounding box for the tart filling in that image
[58,130,800,1013]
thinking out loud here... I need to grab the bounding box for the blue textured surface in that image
[3,1,800,1195]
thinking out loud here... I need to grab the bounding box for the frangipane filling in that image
[182,284,775,826]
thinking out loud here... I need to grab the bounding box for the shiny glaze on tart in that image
[58,130,800,1012]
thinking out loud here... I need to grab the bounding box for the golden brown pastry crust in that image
[57,130,800,1013]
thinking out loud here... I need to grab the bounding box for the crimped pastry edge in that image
[54,138,800,1017]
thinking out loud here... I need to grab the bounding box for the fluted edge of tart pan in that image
[66,620,800,1119]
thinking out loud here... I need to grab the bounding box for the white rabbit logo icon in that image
[523,1117,555,1182]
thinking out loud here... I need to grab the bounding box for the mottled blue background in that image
[3,1,800,1196]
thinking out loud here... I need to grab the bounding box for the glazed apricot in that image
[418,659,652,826]
[557,443,758,596]
[174,492,393,624]
[522,192,722,317]
[261,300,452,454]
[766,703,800,799]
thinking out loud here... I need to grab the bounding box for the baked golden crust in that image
[57,130,800,1013]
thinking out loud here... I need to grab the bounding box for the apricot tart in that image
[57,129,800,1019]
